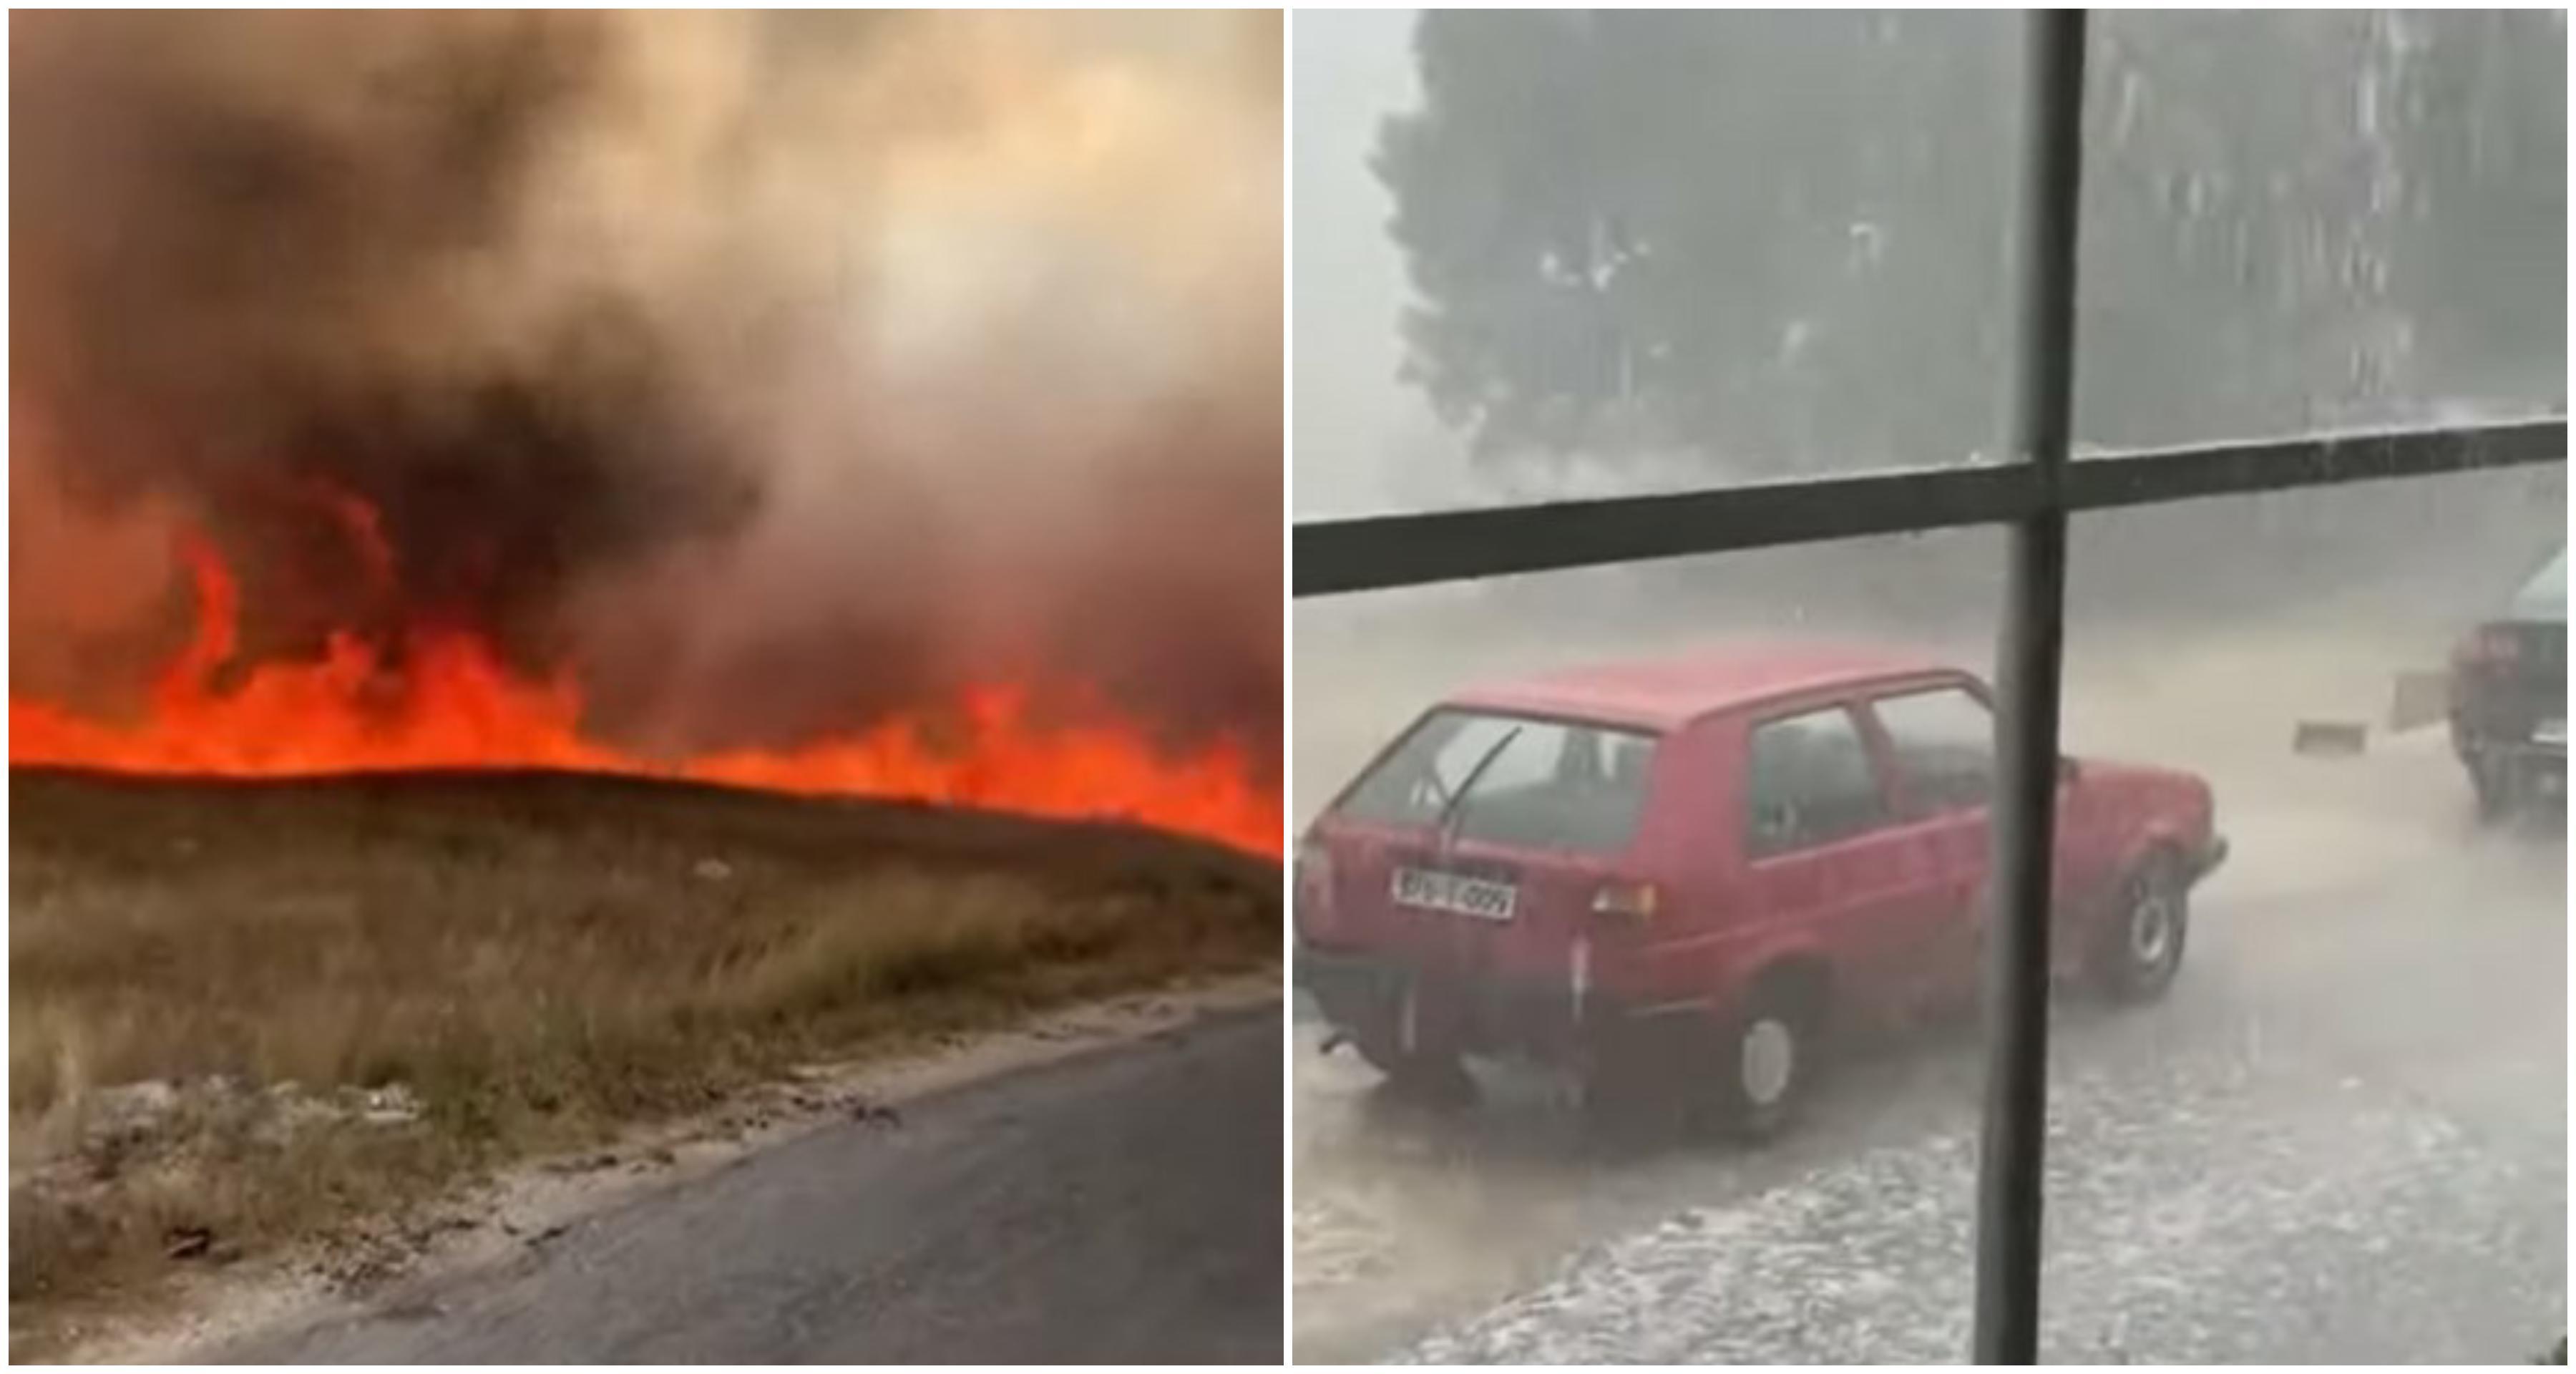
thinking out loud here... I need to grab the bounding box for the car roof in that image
[1445,642,1967,732]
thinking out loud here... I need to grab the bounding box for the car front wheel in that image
[2469,753,2522,824]
[2096,853,2188,1003]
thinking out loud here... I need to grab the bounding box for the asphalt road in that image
[1291,555,2567,1363]
[218,1005,1282,1365]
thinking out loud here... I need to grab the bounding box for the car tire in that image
[2469,754,2519,824]
[2096,852,2188,1003]
[1356,1041,1479,1109]
[1706,977,1820,1143]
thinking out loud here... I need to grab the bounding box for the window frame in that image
[1290,10,2568,1363]
[1293,420,2565,597]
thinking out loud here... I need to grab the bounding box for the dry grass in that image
[9,766,1277,1348]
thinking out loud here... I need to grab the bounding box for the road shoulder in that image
[58,973,1277,1365]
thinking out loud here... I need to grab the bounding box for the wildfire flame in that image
[9,531,1281,858]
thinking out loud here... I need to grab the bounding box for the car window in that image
[2508,546,2567,623]
[1430,714,1555,799]
[1744,706,1890,857]
[1872,686,1996,814]
[1337,708,1659,854]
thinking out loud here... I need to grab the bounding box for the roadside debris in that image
[2293,720,2369,756]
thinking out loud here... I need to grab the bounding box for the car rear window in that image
[1335,708,1659,855]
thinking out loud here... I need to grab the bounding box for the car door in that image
[1863,678,2116,998]
[1858,681,1999,1013]
[1734,701,1938,1027]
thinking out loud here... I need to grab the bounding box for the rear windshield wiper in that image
[1435,725,1521,852]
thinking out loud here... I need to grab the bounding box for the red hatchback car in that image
[1295,644,2227,1138]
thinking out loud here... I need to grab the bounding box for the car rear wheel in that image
[1706,978,1820,1142]
[2096,852,2187,1003]
[1354,1038,1479,1109]
[2469,753,2534,824]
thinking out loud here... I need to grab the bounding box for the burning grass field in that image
[8,765,1279,1350]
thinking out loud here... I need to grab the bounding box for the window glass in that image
[1745,706,1890,854]
[1336,708,1659,854]
[2077,11,2565,452]
[1294,7,2565,1366]
[1292,9,2019,521]
[1294,532,2003,1364]
[2049,474,2565,1362]
[1873,686,1996,813]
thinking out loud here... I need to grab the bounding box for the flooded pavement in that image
[1291,579,2567,1364]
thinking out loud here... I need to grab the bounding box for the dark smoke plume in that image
[11,10,1282,766]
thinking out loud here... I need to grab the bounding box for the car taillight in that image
[1292,840,1332,941]
[1294,839,1332,899]
[1591,880,1659,920]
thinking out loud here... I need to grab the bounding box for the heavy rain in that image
[1290,11,2565,1363]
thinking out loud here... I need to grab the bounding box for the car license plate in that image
[2540,718,2567,746]
[1390,867,1518,922]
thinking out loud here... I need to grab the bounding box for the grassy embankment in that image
[10,767,1278,1350]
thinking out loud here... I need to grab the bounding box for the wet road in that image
[220,1005,1283,1365]
[1291,570,2567,1363]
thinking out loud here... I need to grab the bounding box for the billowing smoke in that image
[11,10,1281,765]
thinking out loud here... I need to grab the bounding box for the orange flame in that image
[11,533,1281,857]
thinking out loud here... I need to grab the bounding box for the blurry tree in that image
[2393,10,2567,402]
[1377,11,2565,477]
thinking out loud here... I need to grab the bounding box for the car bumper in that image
[2457,732,2568,799]
[2474,737,2570,764]
[2502,748,2569,800]
[2187,833,2230,885]
[2452,708,2567,764]
[1295,942,1674,1070]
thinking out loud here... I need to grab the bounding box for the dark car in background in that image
[2450,545,2567,820]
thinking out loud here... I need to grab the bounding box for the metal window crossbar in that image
[1292,419,2567,598]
